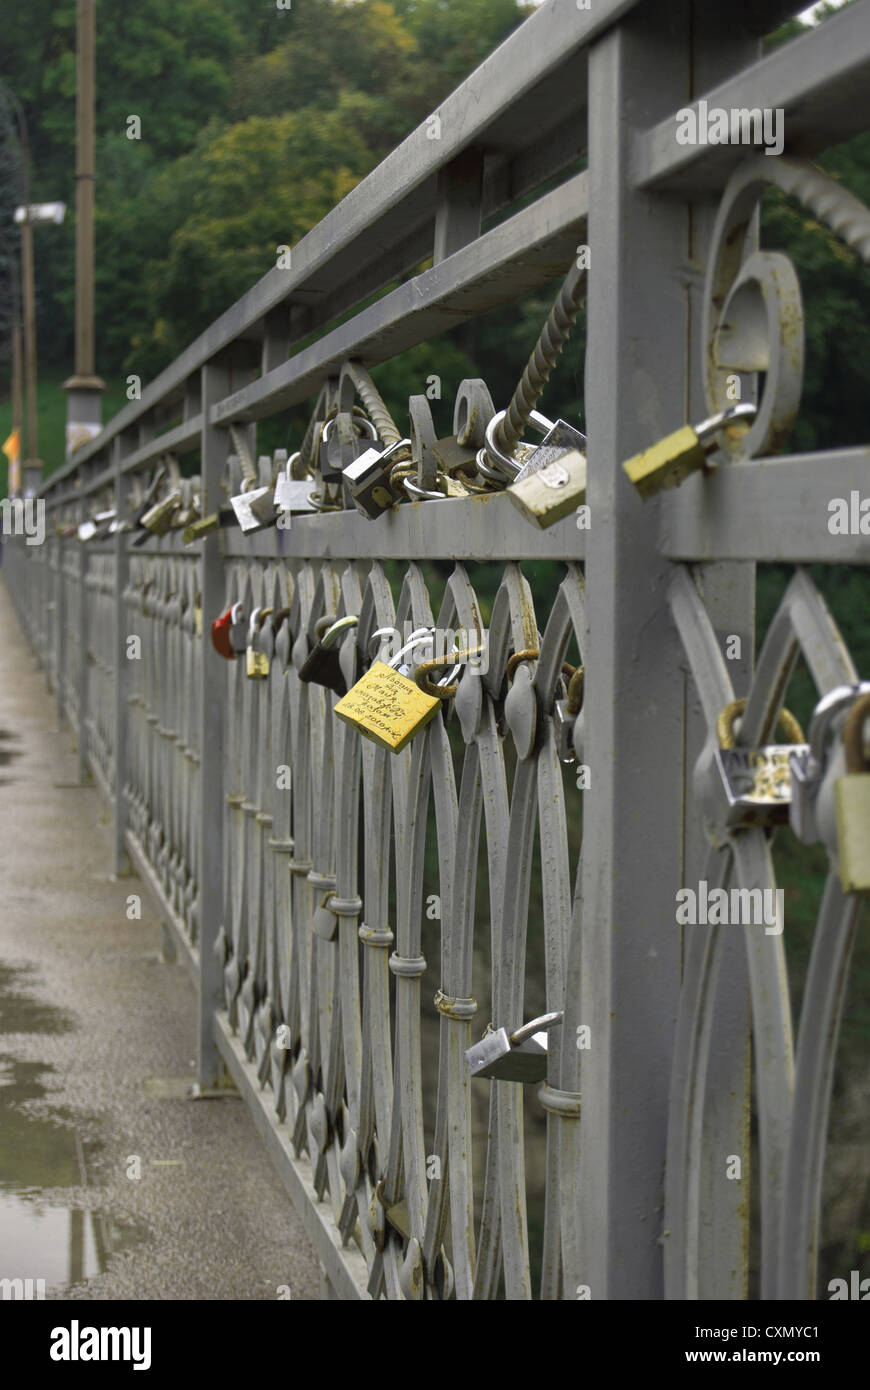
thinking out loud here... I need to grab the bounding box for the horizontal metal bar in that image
[659,447,870,562]
[213,1016,370,1301]
[633,0,870,191]
[223,491,586,562]
[210,173,588,425]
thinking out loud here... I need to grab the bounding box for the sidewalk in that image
[0,578,320,1300]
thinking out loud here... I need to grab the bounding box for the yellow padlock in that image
[245,607,272,679]
[334,661,440,753]
[623,404,755,501]
[835,693,870,894]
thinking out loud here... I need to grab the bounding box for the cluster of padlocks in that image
[61,248,776,546]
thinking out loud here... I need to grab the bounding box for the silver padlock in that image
[274,451,318,526]
[714,744,804,828]
[512,418,587,485]
[344,438,410,519]
[312,891,339,941]
[790,682,870,844]
[554,701,586,764]
[477,409,555,483]
[320,413,377,482]
[230,461,276,533]
[228,601,249,655]
[696,698,806,845]
[465,1011,563,1082]
[553,668,584,763]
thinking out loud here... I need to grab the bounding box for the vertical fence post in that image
[572,0,696,1299]
[197,360,229,1086]
[677,8,760,1303]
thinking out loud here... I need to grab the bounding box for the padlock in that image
[245,607,272,678]
[622,403,756,500]
[333,630,448,754]
[343,438,410,519]
[139,489,181,535]
[465,1012,563,1082]
[553,666,584,762]
[172,478,200,531]
[77,520,98,542]
[274,451,318,527]
[430,434,479,476]
[299,615,359,697]
[834,692,870,894]
[131,464,167,529]
[714,745,802,827]
[790,682,870,843]
[312,892,339,941]
[507,448,587,529]
[320,412,377,482]
[229,602,249,654]
[477,408,555,482]
[512,418,587,485]
[211,601,244,660]
[183,512,221,545]
[701,697,806,839]
[229,467,276,534]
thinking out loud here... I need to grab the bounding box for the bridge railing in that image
[4,0,870,1299]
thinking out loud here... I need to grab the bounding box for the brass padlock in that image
[834,692,870,894]
[245,607,272,679]
[622,403,756,501]
[333,630,448,753]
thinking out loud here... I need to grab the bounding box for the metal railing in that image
[4,0,870,1299]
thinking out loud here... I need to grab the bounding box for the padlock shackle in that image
[843,692,870,775]
[484,408,555,479]
[694,402,756,445]
[388,628,438,670]
[807,681,870,773]
[509,1011,563,1046]
[320,614,359,650]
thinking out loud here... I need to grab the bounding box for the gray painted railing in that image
[4,0,870,1299]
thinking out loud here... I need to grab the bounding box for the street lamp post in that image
[13,201,66,495]
[63,0,104,460]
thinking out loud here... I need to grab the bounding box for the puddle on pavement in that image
[0,963,144,1293]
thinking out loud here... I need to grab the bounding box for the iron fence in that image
[4,0,870,1299]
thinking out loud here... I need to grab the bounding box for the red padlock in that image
[211,601,243,660]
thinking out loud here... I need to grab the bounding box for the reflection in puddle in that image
[0,1194,106,1286]
[0,964,144,1293]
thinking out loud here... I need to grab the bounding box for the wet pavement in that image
[0,581,320,1299]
